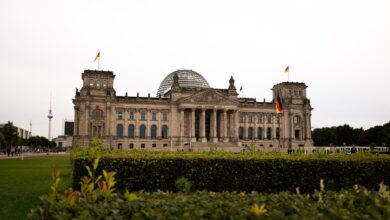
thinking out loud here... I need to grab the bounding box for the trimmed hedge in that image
[73,155,390,193]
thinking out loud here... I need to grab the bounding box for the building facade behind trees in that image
[73,69,313,149]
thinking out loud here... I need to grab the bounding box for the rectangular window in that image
[141,112,146,120]
[239,114,244,123]
[293,116,300,124]
[152,112,157,121]
[129,143,134,149]
[295,130,300,140]
[117,143,122,150]
[141,143,145,148]
[276,116,281,124]
[248,115,253,123]
[152,143,156,148]
[129,112,135,120]
[267,115,272,124]
[163,144,168,147]
[258,114,263,123]
[117,112,123,120]
[162,113,168,121]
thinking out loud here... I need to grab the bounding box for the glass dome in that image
[157,70,210,96]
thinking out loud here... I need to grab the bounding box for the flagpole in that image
[284,66,290,82]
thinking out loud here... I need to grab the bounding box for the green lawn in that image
[0,155,71,220]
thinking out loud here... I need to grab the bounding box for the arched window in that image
[239,127,244,140]
[139,125,146,139]
[128,124,134,139]
[161,125,168,139]
[96,80,100,88]
[103,80,107,88]
[89,80,94,88]
[116,124,123,138]
[266,127,272,140]
[257,127,262,140]
[276,127,281,139]
[151,125,157,139]
[248,127,253,139]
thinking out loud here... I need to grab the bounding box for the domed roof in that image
[157,69,210,96]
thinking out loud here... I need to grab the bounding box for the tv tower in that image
[29,120,32,138]
[48,94,53,141]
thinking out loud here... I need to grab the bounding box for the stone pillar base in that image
[223,138,229,143]
[212,137,218,143]
[201,137,207,143]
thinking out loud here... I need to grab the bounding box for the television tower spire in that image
[29,120,32,138]
[48,93,53,141]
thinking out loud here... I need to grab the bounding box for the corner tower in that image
[80,70,116,98]
[272,82,313,147]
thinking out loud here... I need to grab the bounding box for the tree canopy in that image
[312,122,390,147]
[0,121,20,148]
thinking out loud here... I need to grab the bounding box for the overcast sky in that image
[0,0,388,138]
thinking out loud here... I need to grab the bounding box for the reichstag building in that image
[73,69,313,149]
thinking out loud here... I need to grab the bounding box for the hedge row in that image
[73,156,390,193]
[30,184,390,219]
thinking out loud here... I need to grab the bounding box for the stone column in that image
[180,109,184,145]
[223,109,228,142]
[290,112,294,147]
[263,114,266,140]
[234,110,239,141]
[85,105,90,136]
[191,109,196,142]
[212,109,218,142]
[124,109,128,137]
[146,110,150,138]
[272,114,276,139]
[254,114,257,140]
[243,112,247,140]
[157,110,161,139]
[110,105,115,138]
[302,113,307,140]
[200,109,206,142]
[74,107,79,136]
[135,109,139,138]
[306,113,312,139]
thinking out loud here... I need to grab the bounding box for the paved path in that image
[0,152,69,160]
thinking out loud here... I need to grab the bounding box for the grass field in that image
[0,155,71,220]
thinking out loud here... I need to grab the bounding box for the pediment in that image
[178,89,238,105]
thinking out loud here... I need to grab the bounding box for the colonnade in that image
[179,108,238,143]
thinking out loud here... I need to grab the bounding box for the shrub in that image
[72,153,390,193]
[30,164,390,219]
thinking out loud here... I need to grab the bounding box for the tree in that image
[312,127,337,146]
[0,132,5,152]
[1,121,20,149]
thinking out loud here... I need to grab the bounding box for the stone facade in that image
[72,69,313,149]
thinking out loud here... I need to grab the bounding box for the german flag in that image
[94,51,100,62]
[284,65,289,73]
[275,95,283,114]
